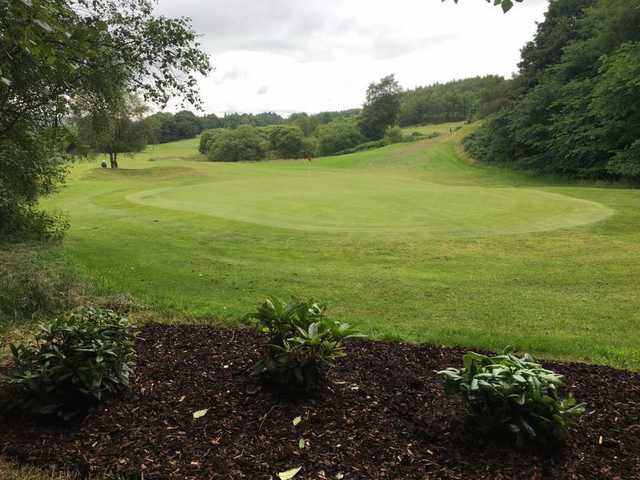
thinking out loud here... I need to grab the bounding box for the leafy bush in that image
[607,140,640,179]
[317,121,365,156]
[207,125,267,162]
[2,308,137,417]
[198,128,225,155]
[268,125,306,159]
[384,126,404,144]
[438,350,585,446]
[247,298,363,391]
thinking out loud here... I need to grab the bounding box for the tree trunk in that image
[109,152,119,169]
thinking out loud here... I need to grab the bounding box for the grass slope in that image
[45,123,640,368]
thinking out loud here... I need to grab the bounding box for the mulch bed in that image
[1,323,639,479]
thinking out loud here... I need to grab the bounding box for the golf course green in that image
[46,123,640,368]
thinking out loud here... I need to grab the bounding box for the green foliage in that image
[247,298,363,390]
[268,125,307,159]
[468,0,640,181]
[384,126,404,144]
[207,126,267,162]
[3,308,137,417]
[199,129,225,155]
[317,121,365,156]
[607,140,640,178]
[438,350,586,446]
[0,0,210,238]
[449,0,525,13]
[73,95,148,168]
[0,126,69,241]
[359,74,402,140]
[399,76,508,126]
[287,112,320,137]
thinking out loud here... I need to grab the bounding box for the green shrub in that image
[317,121,365,156]
[607,140,640,179]
[198,128,225,155]
[384,126,404,144]
[267,125,306,159]
[2,308,137,417]
[438,350,585,446]
[247,298,363,391]
[207,125,267,162]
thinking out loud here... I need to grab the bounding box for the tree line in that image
[140,75,507,148]
[198,75,426,162]
[464,0,640,181]
[399,76,512,126]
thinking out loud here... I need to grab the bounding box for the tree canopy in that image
[0,0,210,239]
[359,75,402,140]
[464,0,640,181]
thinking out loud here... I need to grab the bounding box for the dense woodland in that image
[398,76,511,126]
[464,0,640,180]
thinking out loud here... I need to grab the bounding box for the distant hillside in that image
[399,76,513,126]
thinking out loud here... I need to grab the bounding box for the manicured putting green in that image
[128,171,611,236]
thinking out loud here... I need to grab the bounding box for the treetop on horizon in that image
[448,0,524,13]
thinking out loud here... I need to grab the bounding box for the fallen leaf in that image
[278,466,302,480]
[193,409,208,419]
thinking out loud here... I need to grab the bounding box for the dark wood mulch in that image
[1,324,639,479]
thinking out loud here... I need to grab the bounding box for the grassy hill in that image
[44,123,640,368]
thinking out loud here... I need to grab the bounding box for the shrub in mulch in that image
[2,308,137,419]
[246,297,364,391]
[0,323,639,479]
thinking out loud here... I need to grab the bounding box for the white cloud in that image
[155,0,549,115]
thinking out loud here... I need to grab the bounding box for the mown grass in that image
[2,121,640,477]
[36,122,640,369]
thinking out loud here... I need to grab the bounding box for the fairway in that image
[46,124,640,368]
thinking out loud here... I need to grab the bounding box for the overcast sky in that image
[154,0,549,116]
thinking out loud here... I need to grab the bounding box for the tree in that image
[465,0,640,181]
[449,0,527,13]
[268,125,306,159]
[199,128,226,155]
[143,112,173,144]
[359,75,402,140]
[0,0,210,239]
[591,42,640,179]
[207,126,267,162]
[172,110,202,139]
[200,113,222,130]
[75,96,148,168]
[317,121,365,156]
[287,113,319,137]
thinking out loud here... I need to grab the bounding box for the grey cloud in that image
[213,67,244,85]
[256,85,269,95]
[155,0,454,61]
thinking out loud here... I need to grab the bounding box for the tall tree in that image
[75,95,148,168]
[0,0,210,239]
[465,0,640,181]
[359,74,402,140]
